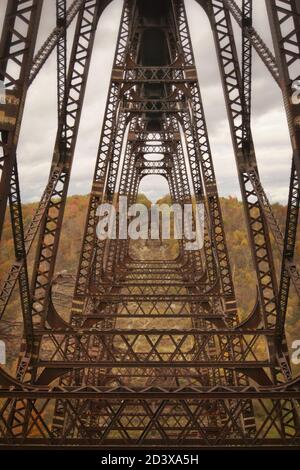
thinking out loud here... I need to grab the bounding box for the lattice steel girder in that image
[56,0,67,116]
[222,1,300,339]
[0,395,298,447]
[278,161,300,339]
[122,98,187,113]
[61,313,226,319]
[225,0,280,83]
[210,1,279,338]
[30,0,84,84]
[8,164,33,345]
[0,384,300,400]
[0,440,299,448]
[33,330,271,377]
[114,65,198,84]
[0,385,299,400]
[0,3,102,438]
[36,328,274,336]
[0,0,43,240]
[46,0,258,440]
[73,1,133,299]
[241,0,252,150]
[88,293,219,302]
[207,3,298,436]
[35,361,271,368]
[266,0,300,178]
[2,0,300,448]
[183,74,236,304]
[0,167,62,318]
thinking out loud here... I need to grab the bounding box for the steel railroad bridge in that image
[0,0,300,449]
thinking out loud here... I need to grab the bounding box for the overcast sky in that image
[0,0,291,203]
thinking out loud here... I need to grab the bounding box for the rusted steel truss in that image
[0,0,300,448]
